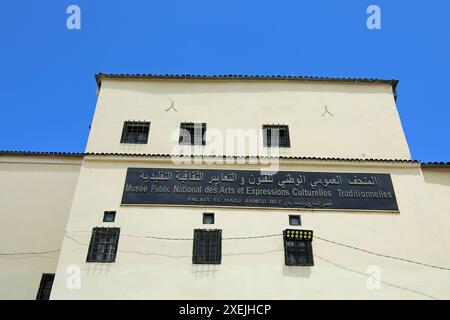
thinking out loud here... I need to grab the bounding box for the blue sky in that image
[0,1,449,161]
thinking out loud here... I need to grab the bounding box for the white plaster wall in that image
[51,158,450,300]
[422,169,450,249]
[0,156,81,299]
[86,79,410,160]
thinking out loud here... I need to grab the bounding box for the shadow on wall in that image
[191,264,219,279]
[422,170,450,188]
[85,263,112,277]
[104,79,391,96]
[282,265,312,278]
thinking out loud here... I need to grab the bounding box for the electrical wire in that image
[122,234,193,241]
[2,231,450,271]
[122,233,283,241]
[0,249,60,256]
[313,235,450,271]
[223,233,282,240]
[65,230,283,241]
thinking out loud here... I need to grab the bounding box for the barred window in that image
[263,124,290,147]
[120,121,150,144]
[86,227,120,263]
[193,229,222,264]
[179,122,206,145]
[283,229,314,266]
[36,273,55,300]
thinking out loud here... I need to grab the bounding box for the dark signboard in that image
[121,168,399,212]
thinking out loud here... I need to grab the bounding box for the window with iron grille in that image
[283,229,314,266]
[36,273,55,300]
[192,229,222,264]
[263,124,290,147]
[179,122,206,145]
[86,227,120,263]
[120,121,150,144]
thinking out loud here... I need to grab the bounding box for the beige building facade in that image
[1,74,449,300]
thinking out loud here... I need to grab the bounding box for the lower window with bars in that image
[36,273,55,300]
[86,227,120,263]
[82,227,313,266]
[283,229,314,266]
[192,229,222,264]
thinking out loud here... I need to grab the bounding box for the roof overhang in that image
[421,162,450,169]
[1,150,418,165]
[95,73,399,98]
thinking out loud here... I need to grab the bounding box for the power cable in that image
[2,231,450,271]
[313,235,450,271]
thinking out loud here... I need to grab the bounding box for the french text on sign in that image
[122,168,399,212]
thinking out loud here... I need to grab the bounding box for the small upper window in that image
[103,211,116,222]
[263,124,290,148]
[36,273,55,300]
[289,215,301,226]
[203,213,215,224]
[179,122,206,146]
[86,227,120,263]
[120,121,150,144]
[193,229,222,264]
[283,229,314,266]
